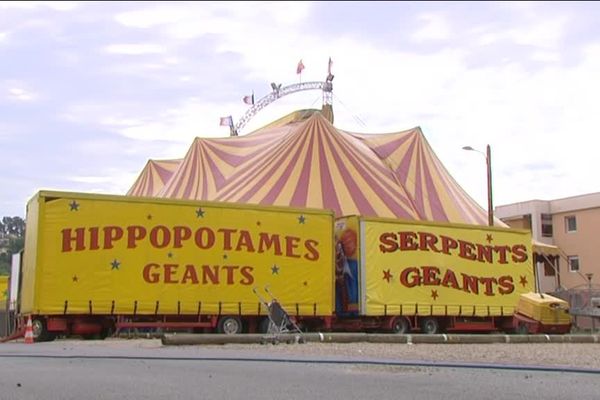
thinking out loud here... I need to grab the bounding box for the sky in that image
[1,1,599,218]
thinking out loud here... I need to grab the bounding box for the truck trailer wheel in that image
[31,318,54,342]
[390,317,409,334]
[421,317,440,334]
[217,316,243,334]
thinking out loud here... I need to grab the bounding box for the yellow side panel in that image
[362,218,533,317]
[32,193,334,316]
[0,276,8,310]
[21,193,40,314]
[0,276,8,301]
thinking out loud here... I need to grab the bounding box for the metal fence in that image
[551,285,600,332]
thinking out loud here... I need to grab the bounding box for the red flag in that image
[219,116,233,127]
[328,57,333,75]
[242,93,254,105]
[296,59,305,74]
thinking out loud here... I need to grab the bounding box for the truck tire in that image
[217,316,243,334]
[390,317,409,334]
[421,317,440,334]
[31,318,51,342]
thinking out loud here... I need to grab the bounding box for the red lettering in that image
[476,244,493,264]
[202,265,219,284]
[400,267,421,287]
[163,263,178,283]
[441,269,460,289]
[195,228,215,249]
[218,228,237,251]
[103,226,123,249]
[240,266,254,285]
[422,266,441,285]
[181,264,199,284]
[173,226,191,248]
[127,225,146,248]
[258,233,282,255]
[236,230,255,252]
[149,226,170,248]
[494,245,510,264]
[222,265,239,284]
[461,273,479,294]
[511,244,528,263]
[440,235,458,254]
[304,239,319,261]
[88,227,100,250]
[479,277,497,296]
[418,232,440,252]
[459,240,477,261]
[399,232,418,251]
[379,232,398,253]
[142,263,160,283]
[285,236,301,258]
[498,276,514,294]
[62,228,85,252]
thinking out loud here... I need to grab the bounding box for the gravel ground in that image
[83,338,600,370]
[24,338,600,370]
[218,342,600,369]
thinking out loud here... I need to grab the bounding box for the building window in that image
[541,213,553,237]
[565,216,577,233]
[567,256,579,272]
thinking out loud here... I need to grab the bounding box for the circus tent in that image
[128,109,496,225]
[127,158,182,197]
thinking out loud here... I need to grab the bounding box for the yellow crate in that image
[516,292,571,325]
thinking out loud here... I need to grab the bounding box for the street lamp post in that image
[463,144,494,226]
[585,273,595,333]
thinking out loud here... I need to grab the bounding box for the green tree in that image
[0,216,25,275]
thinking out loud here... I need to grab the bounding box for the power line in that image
[332,93,367,129]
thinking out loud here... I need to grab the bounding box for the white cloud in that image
[104,43,167,55]
[7,87,37,102]
[68,175,116,184]
[411,13,451,42]
[114,2,312,40]
[114,6,191,29]
[0,1,79,11]
[0,32,7,43]
[531,51,560,62]
[3,1,600,217]
[508,17,569,49]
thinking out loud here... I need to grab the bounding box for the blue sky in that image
[2,1,599,218]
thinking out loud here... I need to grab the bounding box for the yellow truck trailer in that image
[332,216,571,334]
[20,191,334,340]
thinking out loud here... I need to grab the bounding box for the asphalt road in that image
[0,340,599,400]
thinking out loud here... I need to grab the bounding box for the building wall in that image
[496,193,600,291]
[502,216,530,231]
[552,207,599,290]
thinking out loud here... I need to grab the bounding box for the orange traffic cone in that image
[24,316,34,344]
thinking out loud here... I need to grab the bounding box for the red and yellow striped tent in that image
[128,110,493,225]
[127,158,182,197]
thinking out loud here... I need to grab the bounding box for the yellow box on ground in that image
[22,191,334,317]
[516,292,571,325]
[359,217,534,317]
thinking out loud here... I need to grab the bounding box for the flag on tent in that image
[219,115,233,127]
[296,59,305,74]
[328,57,333,75]
[243,93,254,105]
